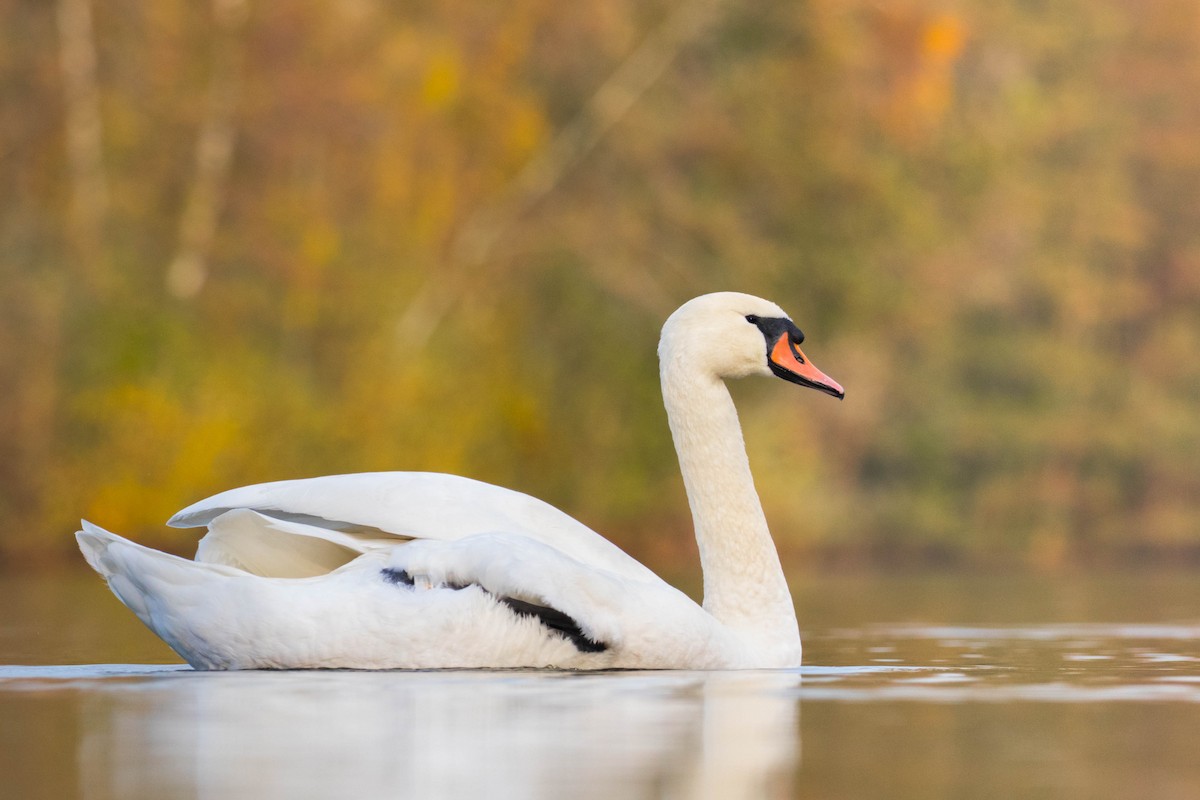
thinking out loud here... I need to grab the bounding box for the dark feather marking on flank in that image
[380,567,607,653]
[380,567,414,586]
[499,596,608,653]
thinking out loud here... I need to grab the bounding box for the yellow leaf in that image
[421,48,461,110]
[922,14,965,63]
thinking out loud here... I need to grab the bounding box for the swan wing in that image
[385,533,630,655]
[169,472,659,583]
[385,532,724,665]
[191,509,398,578]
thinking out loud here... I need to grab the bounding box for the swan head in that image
[660,292,844,399]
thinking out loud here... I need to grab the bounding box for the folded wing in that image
[171,471,659,583]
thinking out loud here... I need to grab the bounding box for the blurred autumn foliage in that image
[3,0,1199,569]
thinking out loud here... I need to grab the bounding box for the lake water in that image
[2,569,1199,799]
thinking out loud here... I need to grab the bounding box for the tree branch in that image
[395,0,723,351]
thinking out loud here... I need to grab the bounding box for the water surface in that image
[2,570,1199,799]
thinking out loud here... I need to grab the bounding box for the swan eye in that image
[745,314,760,325]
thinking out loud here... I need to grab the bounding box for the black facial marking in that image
[746,315,804,353]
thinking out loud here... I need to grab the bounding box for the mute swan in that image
[76,292,843,670]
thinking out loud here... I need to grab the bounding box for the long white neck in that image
[660,357,800,655]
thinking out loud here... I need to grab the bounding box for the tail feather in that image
[76,521,247,665]
[77,522,162,620]
[77,520,240,584]
[75,521,114,576]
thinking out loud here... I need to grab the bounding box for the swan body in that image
[77,292,843,670]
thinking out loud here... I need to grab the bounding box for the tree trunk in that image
[166,0,249,299]
[56,0,107,288]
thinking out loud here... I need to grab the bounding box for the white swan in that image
[76,292,843,670]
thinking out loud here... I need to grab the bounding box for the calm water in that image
[2,570,1200,799]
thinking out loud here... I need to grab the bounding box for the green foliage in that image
[2,0,1199,568]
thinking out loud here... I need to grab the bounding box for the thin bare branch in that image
[395,0,724,351]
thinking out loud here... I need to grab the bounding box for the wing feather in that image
[195,509,410,577]
[170,472,658,582]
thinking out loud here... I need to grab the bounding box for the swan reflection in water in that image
[78,668,800,800]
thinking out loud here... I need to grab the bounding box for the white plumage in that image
[76,292,843,669]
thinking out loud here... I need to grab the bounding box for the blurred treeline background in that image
[2,0,1199,570]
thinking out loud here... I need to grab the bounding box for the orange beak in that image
[769,333,845,399]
